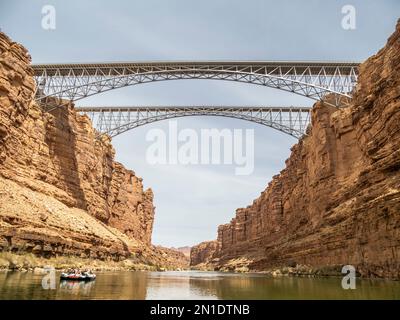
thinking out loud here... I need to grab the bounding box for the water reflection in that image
[0,271,149,300]
[0,271,399,300]
[187,273,400,300]
[59,280,96,296]
[146,271,217,299]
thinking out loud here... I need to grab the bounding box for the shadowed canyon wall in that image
[0,31,159,261]
[191,21,400,279]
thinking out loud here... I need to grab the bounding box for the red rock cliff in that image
[191,21,400,279]
[190,241,219,266]
[0,31,154,259]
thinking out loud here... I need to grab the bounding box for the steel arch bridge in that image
[32,61,360,108]
[76,106,312,139]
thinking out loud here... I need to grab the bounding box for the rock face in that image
[0,31,155,259]
[151,246,190,269]
[170,246,191,258]
[0,176,141,259]
[190,241,219,266]
[191,21,400,279]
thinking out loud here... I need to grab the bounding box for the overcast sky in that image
[1,0,399,247]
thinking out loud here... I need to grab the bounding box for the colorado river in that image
[0,271,399,300]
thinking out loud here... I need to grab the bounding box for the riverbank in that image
[0,252,189,272]
[190,259,400,280]
[192,264,348,278]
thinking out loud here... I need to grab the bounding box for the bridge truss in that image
[76,106,312,139]
[32,61,359,108]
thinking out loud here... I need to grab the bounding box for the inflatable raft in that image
[60,273,96,281]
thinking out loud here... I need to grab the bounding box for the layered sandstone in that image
[191,21,400,279]
[150,246,190,269]
[0,176,140,259]
[190,241,219,266]
[173,246,191,258]
[0,31,156,260]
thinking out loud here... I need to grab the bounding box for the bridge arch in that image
[33,61,359,108]
[77,106,311,139]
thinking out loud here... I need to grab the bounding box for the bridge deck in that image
[32,61,360,76]
[75,106,312,112]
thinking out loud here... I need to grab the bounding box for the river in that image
[0,271,399,300]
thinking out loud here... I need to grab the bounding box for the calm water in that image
[0,271,399,300]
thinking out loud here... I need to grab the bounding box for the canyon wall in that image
[0,31,155,260]
[191,21,400,279]
[190,241,219,266]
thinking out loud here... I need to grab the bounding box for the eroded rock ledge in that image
[190,20,400,279]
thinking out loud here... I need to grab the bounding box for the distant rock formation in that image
[169,246,191,258]
[153,246,190,268]
[190,241,218,267]
[190,20,400,279]
[0,31,183,267]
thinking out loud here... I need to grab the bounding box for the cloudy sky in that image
[1,0,399,247]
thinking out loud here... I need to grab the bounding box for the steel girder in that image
[76,106,312,139]
[32,61,359,108]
